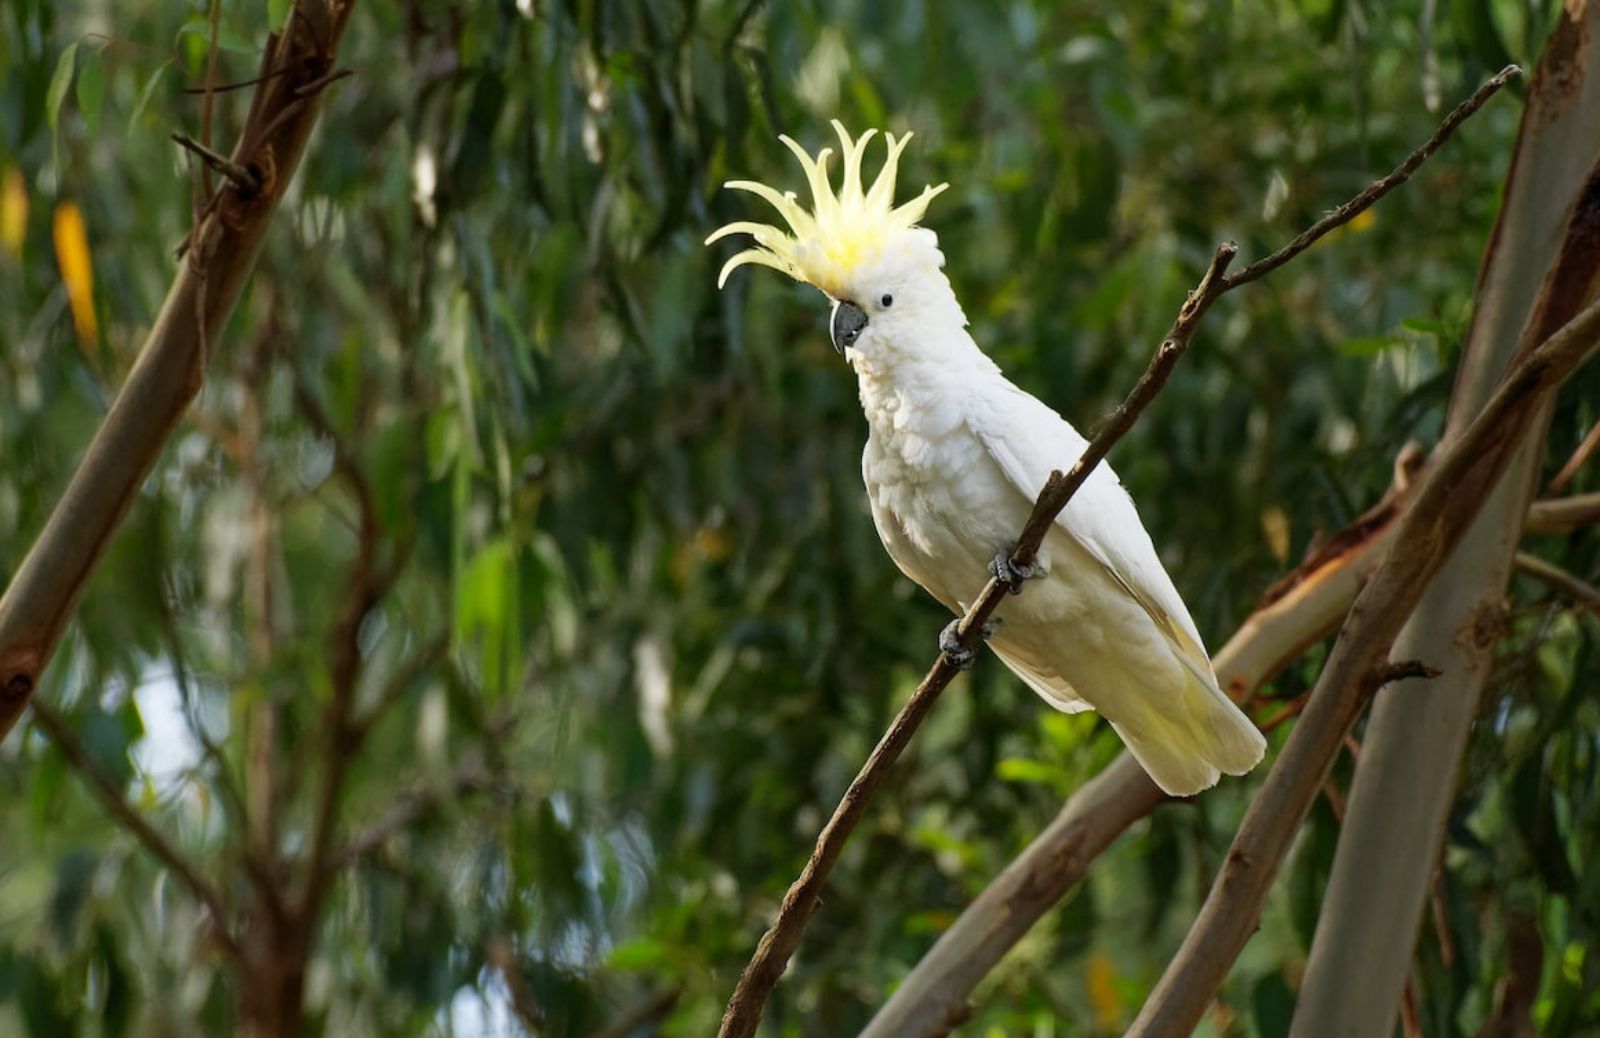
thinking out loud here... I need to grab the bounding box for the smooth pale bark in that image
[1292,7,1600,1035]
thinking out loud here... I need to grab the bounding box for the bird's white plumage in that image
[709,124,1266,795]
[851,305,1264,795]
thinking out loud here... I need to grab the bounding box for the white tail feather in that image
[1110,668,1266,797]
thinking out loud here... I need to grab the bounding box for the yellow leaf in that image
[695,524,731,561]
[1349,208,1377,232]
[1261,505,1291,564]
[53,200,97,344]
[1087,951,1124,1031]
[1,168,25,257]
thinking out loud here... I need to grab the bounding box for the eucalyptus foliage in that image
[1,1,1596,1036]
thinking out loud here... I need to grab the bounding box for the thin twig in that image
[716,63,1520,1038]
[1220,64,1523,291]
[171,133,261,195]
[1514,551,1600,617]
[1401,984,1425,1038]
[1549,420,1600,493]
[591,987,683,1038]
[200,0,222,197]
[30,700,246,967]
[328,759,492,872]
[292,66,353,98]
[183,66,291,95]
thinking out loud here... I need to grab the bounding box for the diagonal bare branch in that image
[328,758,493,873]
[30,699,246,968]
[0,0,361,742]
[715,66,1522,1038]
[1515,551,1600,617]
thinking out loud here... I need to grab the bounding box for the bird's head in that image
[707,121,956,360]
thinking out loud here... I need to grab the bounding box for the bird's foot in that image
[939,617,999,671]
[989,546,1046,595]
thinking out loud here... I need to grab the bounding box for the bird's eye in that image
[880,293,894,308]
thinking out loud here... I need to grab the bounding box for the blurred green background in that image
[2,0,1598,1035]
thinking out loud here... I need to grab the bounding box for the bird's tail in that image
[1109,663,1266,797]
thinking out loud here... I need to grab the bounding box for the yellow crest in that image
[706,120,947,298]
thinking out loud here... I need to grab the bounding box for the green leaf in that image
[177,21,258,55]
[128,60,173,137]
[47,40,80,171]
[1336,334,1397,358]
[1451,0,1515,73]
[1252,971,1296,1037]
[80,705,135,789]
[96,926,133,1038]
[1400,315,1446,335]
[17,958,72,1037]
[455,537,521,700]
[46,41,79,132]
[608,938,668,971]
[75,48,106,135]
[50,849,98,945]
[995,757,1058,785]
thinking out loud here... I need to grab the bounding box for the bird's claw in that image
[940,618,999,671]
[989,547,1045,595]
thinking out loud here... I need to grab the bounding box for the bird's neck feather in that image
[850,275,994,432]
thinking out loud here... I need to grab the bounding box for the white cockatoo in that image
[707,122,1265,795]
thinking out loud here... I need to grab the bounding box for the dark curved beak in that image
[830,299,868,355]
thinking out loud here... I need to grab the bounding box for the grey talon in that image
[939,620,976,670]
[989,547,1043,595]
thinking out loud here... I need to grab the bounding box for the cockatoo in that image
[707,123,1265,795]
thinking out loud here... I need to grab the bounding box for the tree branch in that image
[716,65,1519,1038]
[327,757,492,873]
[1515,551,1600,617]
[0,0,360,741]
[1291,19,1600,1030]
[296,388,395,917]
[1548,419,1600,493]
[1217,65,1521,292]
[485,938,545,1034]
[30,700,245,967]
[1126,288,1600,1037]
[1526,491,1600,533]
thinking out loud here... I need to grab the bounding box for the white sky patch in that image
[132,671,203,792]
[447,978,518,1038]
[633,634,673,756]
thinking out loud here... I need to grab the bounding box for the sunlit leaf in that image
[1,167,26,257]
[52,200,97,345]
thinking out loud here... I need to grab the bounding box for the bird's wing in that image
[988,640,1095,713]
[866,492,961,612]
[967,382,1217,684]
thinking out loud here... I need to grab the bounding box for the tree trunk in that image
[1291,6,1600,1035]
